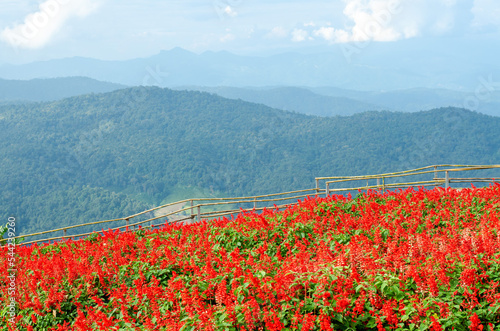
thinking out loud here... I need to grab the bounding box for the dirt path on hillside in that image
[153,202,193,225]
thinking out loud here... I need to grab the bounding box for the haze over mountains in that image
[1,47,499,116]
[176,85,500,117]
[0,77,125,103]
[1,45,499,92]
[1,74,499,116]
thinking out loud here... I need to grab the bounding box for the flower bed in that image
[2,185,500,330]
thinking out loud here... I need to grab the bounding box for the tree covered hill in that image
[0,87,499,235]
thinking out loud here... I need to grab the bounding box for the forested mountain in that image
[0,77,126,102]
[1,87,499,236]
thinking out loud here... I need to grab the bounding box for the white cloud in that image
[432,12,455,34]
[313,27,351,43]
[313,0,468,43]
[266,26,288,39]
[291,28,309,42]
[224,6,238,18]
[471,0,500,28]
[1,0,102,50]
[343,0,408,41]
[220,33,236,43]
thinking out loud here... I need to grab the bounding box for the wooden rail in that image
[316,164,500,195]
[3,164,499,246]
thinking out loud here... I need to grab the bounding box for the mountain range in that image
[176,85,500,116]
[1,76,499,116]
[1,44,499,92]
[0,77,125,103]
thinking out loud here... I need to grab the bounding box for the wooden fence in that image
[316,164,500,195]
[3,164,499,246]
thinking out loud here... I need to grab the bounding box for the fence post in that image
[197,205,201,223]
[63,229,67,238]
[445,171,450,189]
[326,182,330,196]
[315,179,319,196]
[382,177,385,192]
[190,200,194,224]
[253,198,257,209]
[126,218,130,231]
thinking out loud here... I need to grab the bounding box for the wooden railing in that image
[4,164,499,246]
[316,164,500,195]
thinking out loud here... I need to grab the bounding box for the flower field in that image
[2,185,500,330]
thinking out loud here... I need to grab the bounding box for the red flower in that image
[469,313,483,331]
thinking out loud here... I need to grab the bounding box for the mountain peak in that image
[159,47,194,56]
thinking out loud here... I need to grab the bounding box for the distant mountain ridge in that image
[1,46,499,116]
[310,86,500,116]
[0,77,126,102]
[174,86,383,116]
[1,76,498,116]
[1,44,499,91]
[177,85,500,117]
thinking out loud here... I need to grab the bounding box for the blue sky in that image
[0,0,499,64]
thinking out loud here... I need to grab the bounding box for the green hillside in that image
[0,87,499,235]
